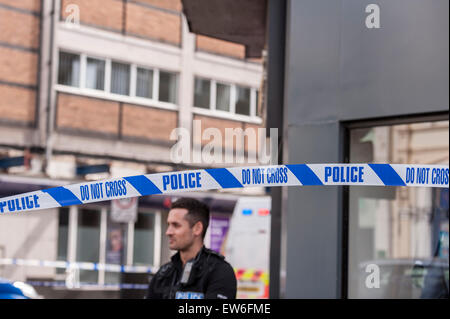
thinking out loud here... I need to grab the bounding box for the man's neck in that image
[180,241,203,266]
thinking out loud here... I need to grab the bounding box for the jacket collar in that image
[171,245,206,265]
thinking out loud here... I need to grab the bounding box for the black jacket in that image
[146,246,237,299]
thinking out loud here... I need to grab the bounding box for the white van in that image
[223,196,271,299]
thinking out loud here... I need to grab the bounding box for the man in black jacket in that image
[146,197,237,299]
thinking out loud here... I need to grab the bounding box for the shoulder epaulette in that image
[204,248,225,260]
[157,262,174,276]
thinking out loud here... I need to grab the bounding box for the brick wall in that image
[60,0,181,45]
[0,0,40,12]
[244,123,264,154]
[193,115,266,157]
[193,115,246,151]
[57,93,177,143]
[0,47,38,86]
[135,0,182,12]
[126,2,181,45]
[56,94,120,135]
[122,104,177,142]
[61,0,123,32]
[0,7,40,49]
[0,85,36,123]
[0,3,40,125]
[59,0,255,59]
[196,35,246,60]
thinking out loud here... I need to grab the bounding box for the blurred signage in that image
[111,197,138,223]
[210,215,230,253]
[106,226,126,265]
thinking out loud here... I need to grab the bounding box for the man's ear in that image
[192,221,203,237]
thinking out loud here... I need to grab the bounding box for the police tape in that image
[3,261,270,293]
[0,164,448,214]
[25,280,149,290]
[0,258,154,273]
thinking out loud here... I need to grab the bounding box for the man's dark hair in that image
[170,197,210,239]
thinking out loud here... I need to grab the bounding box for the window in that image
[111,62,130,95]
[347,120,449,299]
[194,78,210,109]
[105,214,128,284]
[191,77,258,119]
[58,52,80,87]
[216,83,231,112]
[255,90,260,116]
[159,71,178,104]
[57,51,180,109]
[56,205,161,287]
[136,67,153,99]
[57,208,69,274]
[133,212,155,266]
[86,58,105,90]
[76,208,101,283]
[235,86,251,116]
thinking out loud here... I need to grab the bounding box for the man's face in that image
[166,208,199,251]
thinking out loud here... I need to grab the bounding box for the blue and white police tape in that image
[0,164,448,214]
[25,280,149,290]
[0,258,154,273]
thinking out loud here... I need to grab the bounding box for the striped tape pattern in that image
[25,281,149,290]
[0,258,153,273]
[0,164,448,214]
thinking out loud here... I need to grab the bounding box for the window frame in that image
[234,84,252,117]
[193,77,212,110]
[135,66,155,100]
[158,70,179,104]
[110,60,131,97]
[85,55,106,92]
[56,50,179,112]
[57,51,81,87]
[59,205,162,287]
[215,80,231,112]
[192,75,262,124]
[341,111,450,299]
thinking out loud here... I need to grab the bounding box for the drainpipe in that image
[45,0,59,174]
